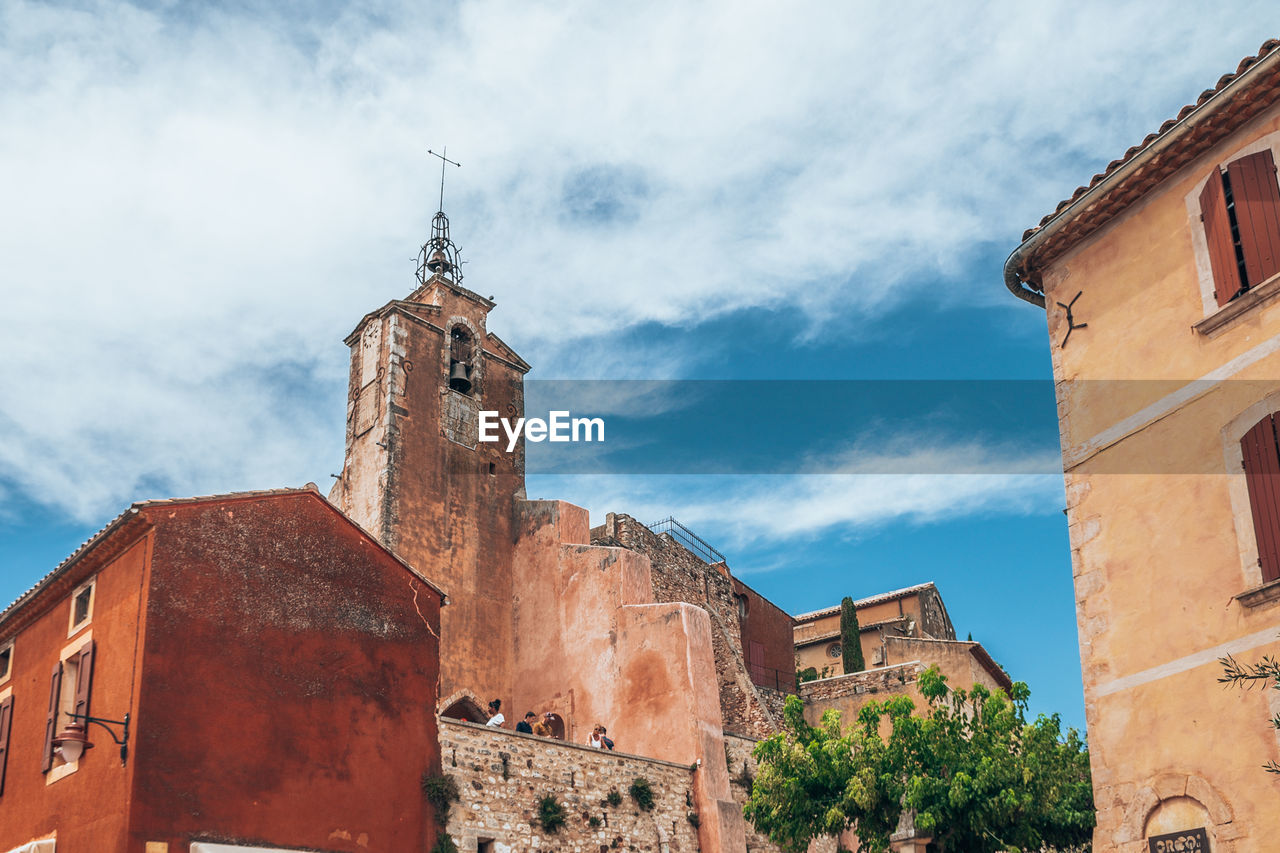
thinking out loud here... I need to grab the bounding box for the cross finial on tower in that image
[417,147,465,286]
[428,147,461,213]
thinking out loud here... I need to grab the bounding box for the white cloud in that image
[531,440,1065,551]
[0,0,1272,518]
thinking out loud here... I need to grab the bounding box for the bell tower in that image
[331,183,530,706]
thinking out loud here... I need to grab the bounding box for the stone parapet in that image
[440,718,701,852]
[799,661,925,702]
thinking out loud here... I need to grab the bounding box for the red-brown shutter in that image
[1227,149,1280,287]
[0,696,13,795]
[1200,168,1241,306]
[42,662,61,772]
[1242,414,1280,583]
[74,640,95,726]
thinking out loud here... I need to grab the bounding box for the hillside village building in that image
[1005,37,1280,852]
[793,584,1011,729]
[795,582,956,676]
[0,489,445,853]
[1,209,1013,852]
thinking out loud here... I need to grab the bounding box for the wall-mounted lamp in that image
[53,712,130,764]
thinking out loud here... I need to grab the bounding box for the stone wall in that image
[799,661,924,702]
[798,661,925,726]
[914,584,955,640]
[440,719,702,852]
[723,733,786,853]
[592,514,781,739]
[754,686,788,723]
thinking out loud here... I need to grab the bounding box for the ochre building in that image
[1005,37,1280,852]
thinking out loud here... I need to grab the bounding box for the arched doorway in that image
[441,697,487,724]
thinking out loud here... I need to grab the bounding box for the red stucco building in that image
[0,488,444,853]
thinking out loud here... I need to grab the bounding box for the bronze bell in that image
[426,248,453,276]
[449,361,471,394]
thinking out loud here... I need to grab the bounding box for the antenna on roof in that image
[428,147,461,214]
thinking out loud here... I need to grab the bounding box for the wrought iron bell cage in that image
[416,210,464,286]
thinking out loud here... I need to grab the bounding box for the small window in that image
[1200,149,1280,306]
[68,578,95,637]
[826,642,842,659]
[0,641,12,684]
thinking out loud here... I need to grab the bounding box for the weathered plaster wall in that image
[512,501,746,851]
[332,278,527,710]
[1037,105,1280,850]
[883,637,1009,692]
[133,492,444,853]
[593,514,783,739]
[732,578,796,695]
[440,718,701,852]
[0,524,147,853]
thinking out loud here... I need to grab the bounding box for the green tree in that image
[744,667,1094,852]
[1219,652,1280,773]
[840,596,865,674]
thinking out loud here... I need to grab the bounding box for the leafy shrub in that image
[421,773,460,823]
[536,794,566,832]
[628,776,655,811]
[605,788,622,806]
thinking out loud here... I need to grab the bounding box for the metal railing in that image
[748,664,799,694]
[645,516,726,564]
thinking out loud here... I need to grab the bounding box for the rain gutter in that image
[1004,46,1280,308]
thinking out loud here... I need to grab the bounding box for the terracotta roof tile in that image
[1022,38,1280,247]
[793,581,936,622]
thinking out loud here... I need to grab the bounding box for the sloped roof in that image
[793,581,937,622]
[0,486,446,634]
[1012,37,1280,293]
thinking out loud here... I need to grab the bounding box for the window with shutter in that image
[43,639,96,779]
[0,695,13,796]
[1201,149,1280,305]
[1241,413,1280,584]
[42,663,61,773]
[74,640,95,726]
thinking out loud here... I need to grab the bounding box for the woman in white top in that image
[485,699,505,727]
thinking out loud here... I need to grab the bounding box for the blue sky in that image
[3,0,1280,734]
